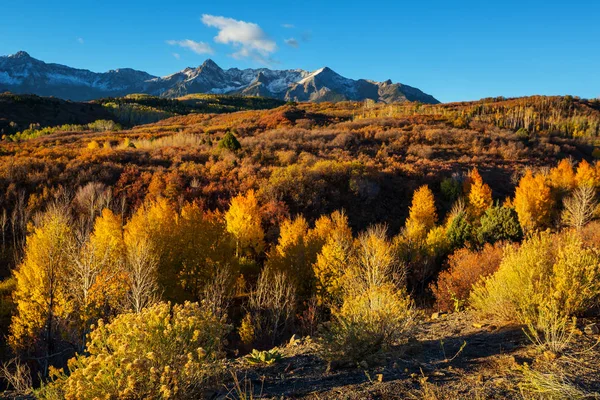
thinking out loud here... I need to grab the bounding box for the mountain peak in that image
[201,59,221,70]
[312,66,344,80]
[0,51,439,103]
[9,51,31,59]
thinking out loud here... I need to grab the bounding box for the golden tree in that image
[10,206,73,366]
[467,168,493,217]
[513,170,554,232]
[177,203,237,305]
[404,185,437,240]
[308,210,352,250]
[312,212,353,305]
[548,159,576,192]
[67,209,126,348]
[575,160,598,188]
[225,190,264,257]
[266,216,313,295]
[124,198,179,299]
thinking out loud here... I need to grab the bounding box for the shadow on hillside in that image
[216,325,527,398]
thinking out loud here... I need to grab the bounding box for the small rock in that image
[584,324,599,335]
[431,311,447,320]
[359,360,369,369]
[472,322,486,329]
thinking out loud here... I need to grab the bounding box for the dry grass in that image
[518,364,595,400]
[133,132,205,149]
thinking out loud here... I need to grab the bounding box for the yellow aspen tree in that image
[10,206,73,364]
[124,198,178,301]
[311,211,353,305]
[548,159,576,191]
[308,210,352,251]
[266,215,319,297]
[85,209,127,312]
[225,190,264,257]
[68,208,126,350]
[467,168,493,217]
[178,203,237,300]
[405,185,437,240]
[513,170,554,232]
[575,160,598,188]
[313,230,353,306]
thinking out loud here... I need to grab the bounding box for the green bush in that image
[440,178,462,202]
[446,210,473,250]
[476,205,522,245]
[516,127,530,141]
[218,131,241,151]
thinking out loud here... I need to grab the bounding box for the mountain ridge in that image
[0,51,440,104]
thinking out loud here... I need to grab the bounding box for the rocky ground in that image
[2,311,598,399]
[215,311,600,399]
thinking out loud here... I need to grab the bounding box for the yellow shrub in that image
[471,231,600,324]
[238,313,255,346]
[37,301,230,400]
[323,283,417,362]
[86,140,100,150]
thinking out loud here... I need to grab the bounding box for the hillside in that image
[0,92,285,137]
[0,51,439,103]
[0,92,113,136]
[2,95,600,399]
[0,95,598,233]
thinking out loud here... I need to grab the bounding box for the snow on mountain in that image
[0,51,440,104]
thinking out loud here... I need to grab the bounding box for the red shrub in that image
[431,242,506,312]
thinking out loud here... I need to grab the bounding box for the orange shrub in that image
[431,242,506,312]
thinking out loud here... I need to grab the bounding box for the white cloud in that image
[77,37,84,44]
[201,14,277,63]
[166,39,214,55]
[285,38,299,48]
[172,53,181,59]
[282,23,294,29]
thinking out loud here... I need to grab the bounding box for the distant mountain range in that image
[0,51,440,104]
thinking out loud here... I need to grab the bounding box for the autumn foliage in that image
[2,97,600,396]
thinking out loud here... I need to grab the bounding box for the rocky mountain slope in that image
[0,51,439,104]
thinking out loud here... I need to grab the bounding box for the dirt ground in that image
[215,311,600,399]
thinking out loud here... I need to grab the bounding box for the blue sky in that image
[1,0,599,102]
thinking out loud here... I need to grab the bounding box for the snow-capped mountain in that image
[0,51,439,104]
